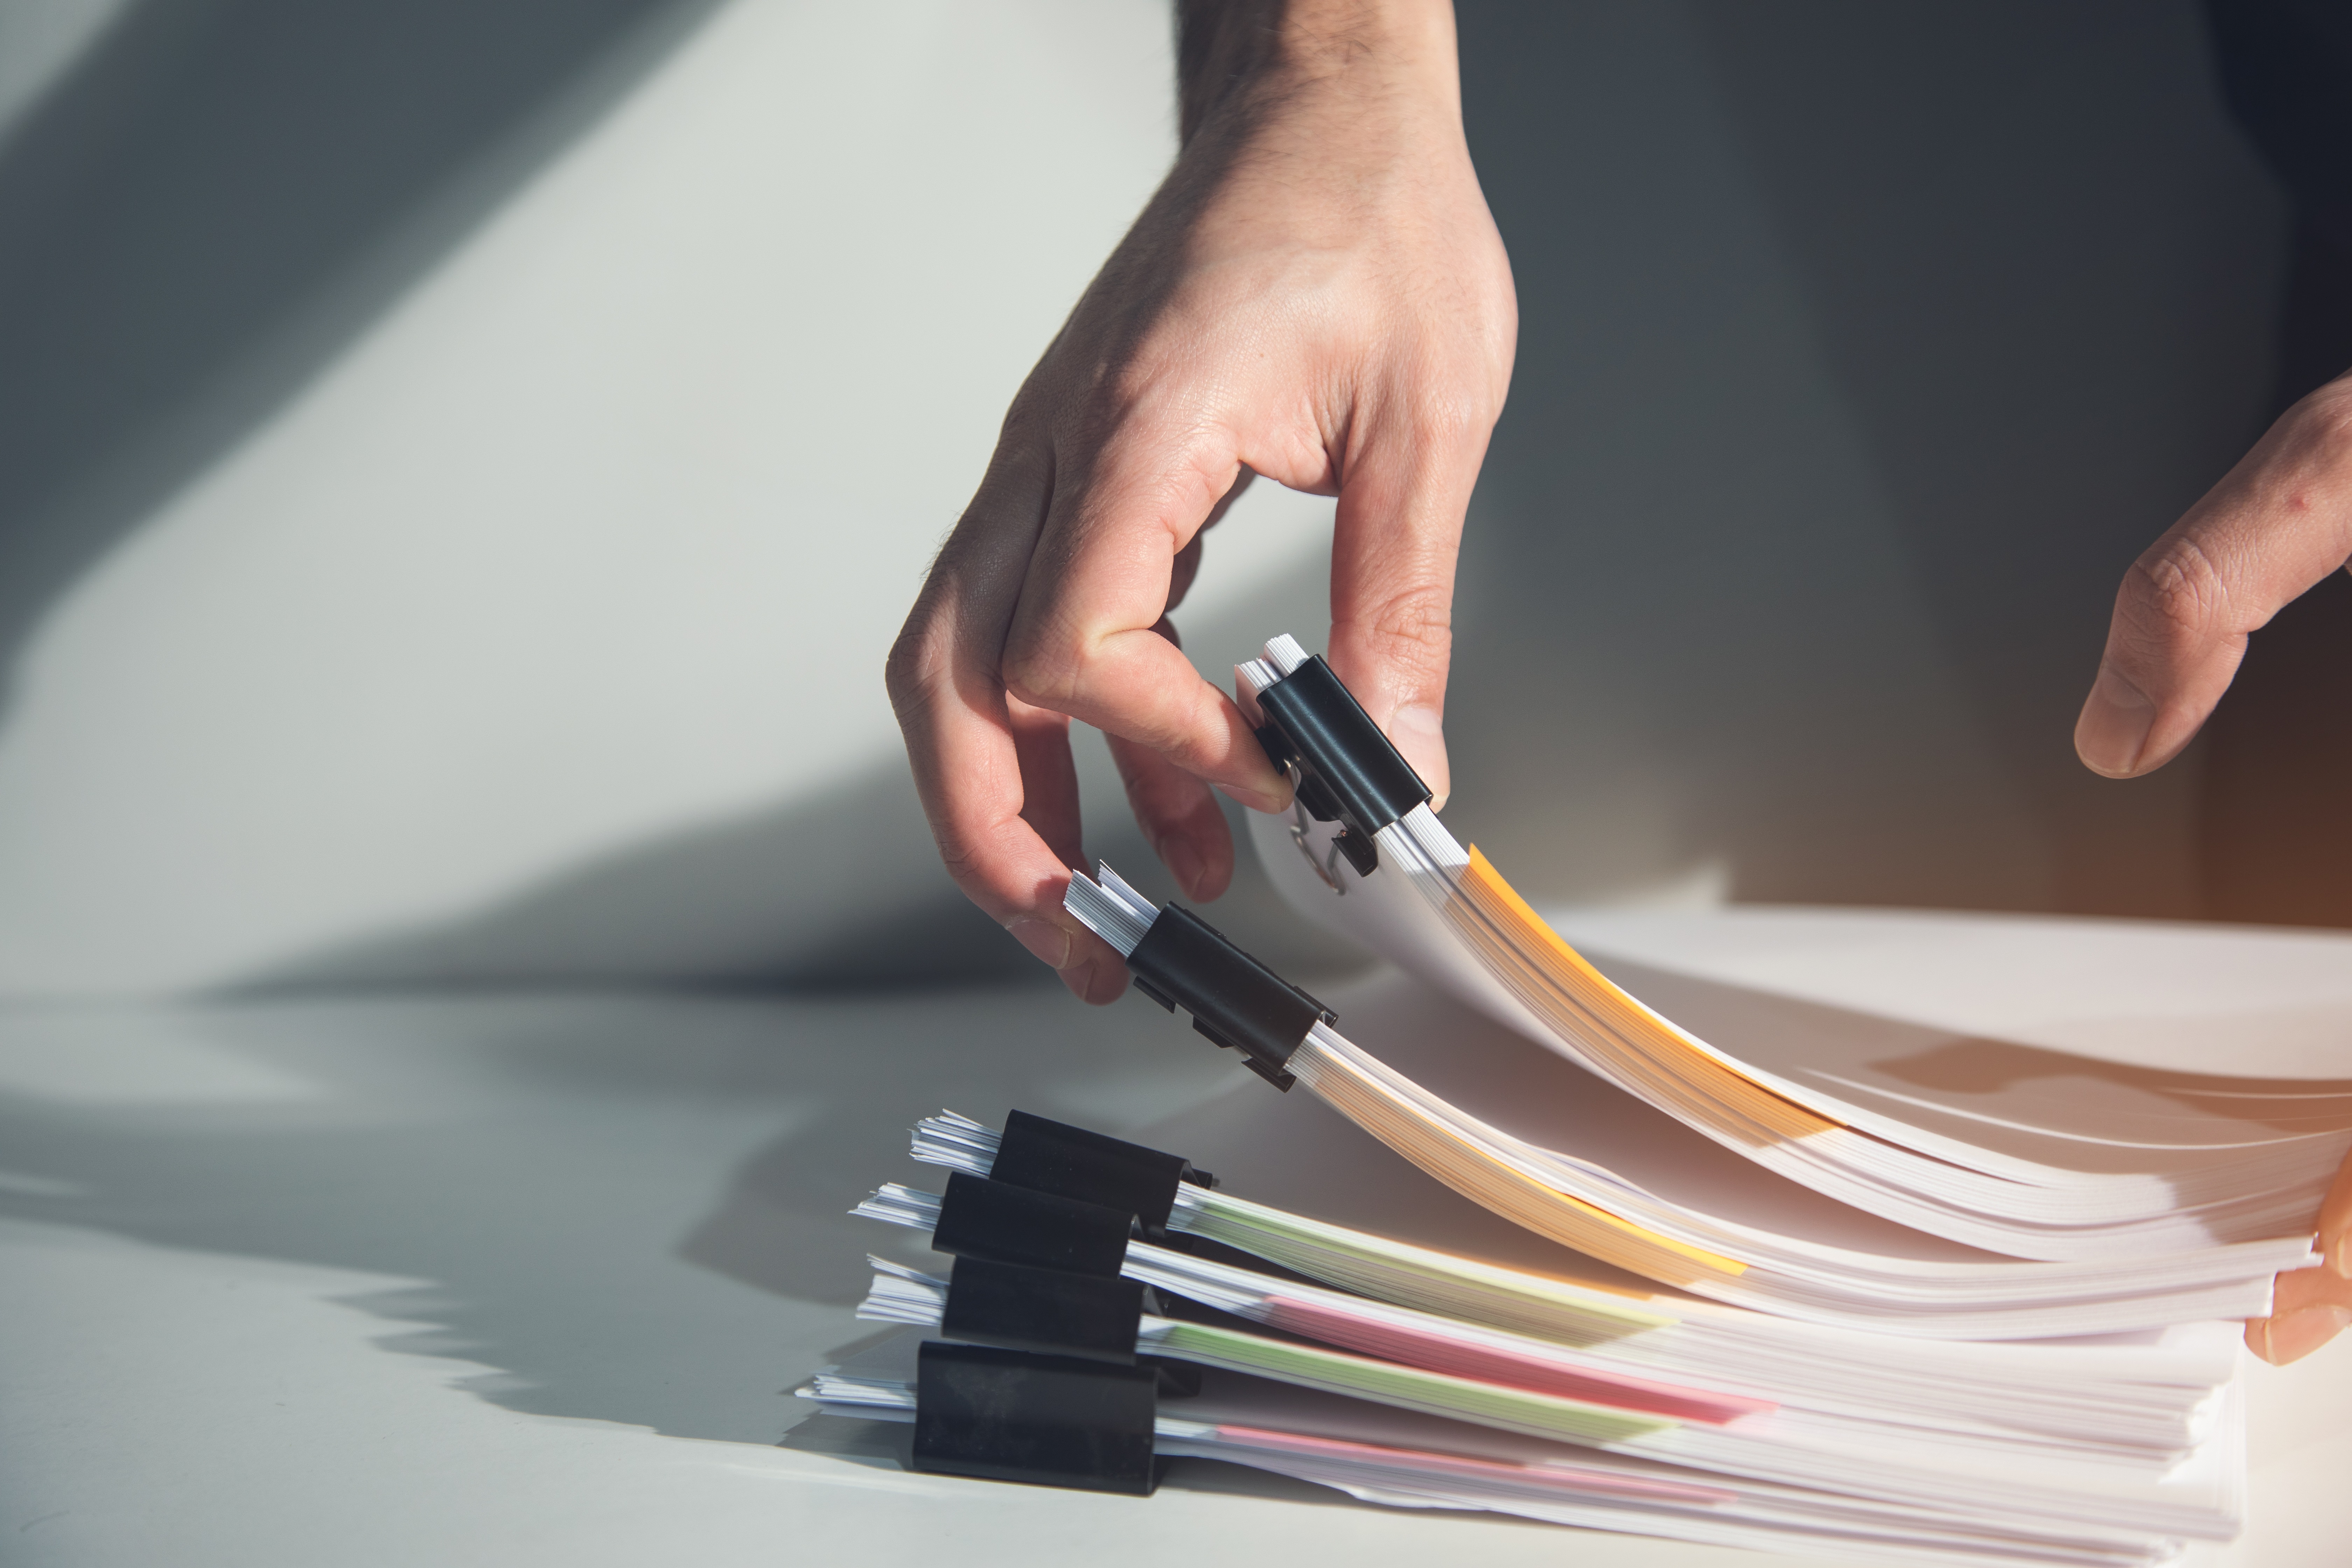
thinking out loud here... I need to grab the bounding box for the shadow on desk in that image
[0,983,1248,1448]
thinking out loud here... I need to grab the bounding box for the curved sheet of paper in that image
[1138,969,2295,1335]
[1248,800,2352,1259]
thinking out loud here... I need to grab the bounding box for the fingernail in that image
[1161,835,1208,900]
[1390,704,1450,811]
[1062,958,1125,1006]
[1007,918,1071,969]
[1216,779,1290,814]
[2331,1234,2352,1280]
[2075,667,2156,777]
[2262,1306,2352,1365]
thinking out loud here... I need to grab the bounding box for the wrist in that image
[1179,0,1461,148]
[1278,0,1460,115]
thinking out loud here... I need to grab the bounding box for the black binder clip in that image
[930,1170,1135,1278]
[940,1254,1154,1364]
[913,1341,1161,1495]
[926,1181,1207,1400]
[930,1249,1202,1395]
[987,1109,1217,1238]
[912,1184,1209,1493]
[1063,866,1335,1092]
[1129,904,1332,1092]
[1243,643,1430,880]
[965,1110,1310,1286]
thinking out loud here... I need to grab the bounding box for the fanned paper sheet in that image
[1224,634,2351,1267]
[1067,859,2307,1334]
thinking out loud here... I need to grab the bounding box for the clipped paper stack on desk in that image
[798,633,2352,1564]
[802,1108,2247,1565]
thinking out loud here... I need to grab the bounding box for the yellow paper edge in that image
[1307,1046,1750,1281]
[1461,847,1843,1142]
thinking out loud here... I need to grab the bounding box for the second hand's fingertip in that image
[2074,670,2156,778]
[2262,1306,2352,1365]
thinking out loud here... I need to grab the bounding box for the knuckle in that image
[1344,586,1454,684]
[1000,622,1085,712]
[2294,383,2352,456]
[997,387,1051,443]
[1412,383,1495,453]
[934,833,988,890]
[884,620,947,716]
[1106,350,1170,414]
[2125,533,2231,651]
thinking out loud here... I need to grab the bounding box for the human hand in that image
[888,0,1515,1001]
[2070,373,2352,1363]
[2074,375,2352,780]
[2246,1150,2352,1365]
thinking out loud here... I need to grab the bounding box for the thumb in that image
[2077,385,2352,779]
[2246,1264,2352,1366]
[1324,413,1491,813]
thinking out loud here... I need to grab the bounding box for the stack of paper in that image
[901,1112,2236,1444]
[801,1107,2249,1564]
[808,1330,2234,1567]
[790,634,2352,1560]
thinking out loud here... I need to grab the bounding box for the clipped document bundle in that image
[799,1110,2248,1566]
[793,632,2345,1560]
[1046,634,2345,1335]
[1228,632,2352,1263]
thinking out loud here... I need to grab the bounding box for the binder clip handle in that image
[931,1170,1136,1277]
[1252,653,1429,878]
[1126,903,1332,1092]
[913,1341,1160,1495]
[1065,864,1335,1095]
[990,1110,1216,1236]
[940,1255,1152,1365]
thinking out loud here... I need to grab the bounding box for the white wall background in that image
[0,0,1335,995]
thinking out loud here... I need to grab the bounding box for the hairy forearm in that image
[1175,0,1458,147]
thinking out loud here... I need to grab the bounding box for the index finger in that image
[2077,384,2352,777]
[1324,385,1496,810]
[886,444,1127,1003]
[1000,417,1292,811]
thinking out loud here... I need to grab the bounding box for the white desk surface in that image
[4,934,2350,1566]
